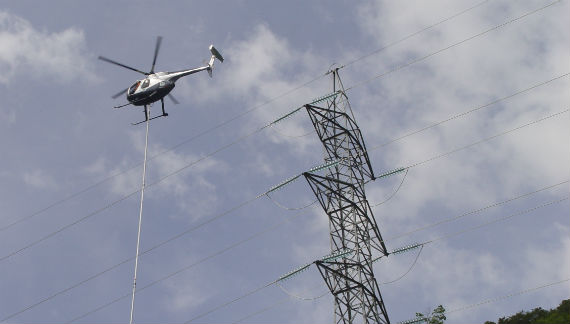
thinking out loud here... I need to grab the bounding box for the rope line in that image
[129,108,150,324]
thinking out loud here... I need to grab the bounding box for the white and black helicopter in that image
[99,36,224,125]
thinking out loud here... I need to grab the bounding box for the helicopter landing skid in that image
[131,101,168,125]
[114,102,132,109]
[131,113,168,125]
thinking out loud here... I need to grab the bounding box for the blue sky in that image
[0,0,568,323]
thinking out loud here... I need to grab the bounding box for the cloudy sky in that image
[0,0,568,323]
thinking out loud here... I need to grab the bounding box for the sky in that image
[0,0,569,323]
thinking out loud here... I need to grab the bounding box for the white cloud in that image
[94,130,226,220]
[0,10,97,84]
[22,169,56,189]
[177,24,327,154]
[521,224,570,287]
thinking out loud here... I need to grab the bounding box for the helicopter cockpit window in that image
[128,81,141,95]
[141,79,150,89]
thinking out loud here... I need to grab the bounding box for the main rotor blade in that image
[167,93,180,104]
[98,56,149,75]
[111,88,129,99]
[149,36,162,74]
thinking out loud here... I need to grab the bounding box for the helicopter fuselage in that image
[100,39,223,124]
[126,67,209,106]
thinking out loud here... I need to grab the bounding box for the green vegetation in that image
[415,305,446,324]
[484,299,570,324]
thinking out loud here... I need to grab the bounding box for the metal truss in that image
[303,69,390,324]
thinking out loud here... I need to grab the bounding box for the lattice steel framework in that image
[303,70,390,324]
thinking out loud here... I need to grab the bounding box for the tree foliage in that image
[484,299,569,324]
[415,305,446,324]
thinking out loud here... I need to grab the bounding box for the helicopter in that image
[99,36,224,125]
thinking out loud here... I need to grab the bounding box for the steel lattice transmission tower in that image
[303,69,390,324]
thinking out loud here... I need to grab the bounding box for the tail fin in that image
[207,45,224,77]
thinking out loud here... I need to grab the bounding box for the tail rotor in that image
[207,45,224,77]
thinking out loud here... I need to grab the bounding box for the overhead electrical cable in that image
[17,65,557,260]
[232,295,291,324]
[230,190,568,322]
[368,73,569,152]
[339,0,491,69]
[4,2,566,321]
[445,278,570,315]
[276,281,328,301]
[2,7,561,258]
[380,245,424,285]
[371,168,409,207]
[386,179,568,241]
[0,96,336,264]
[215,276,570,324]
[0,75,326,234]
[189,96,569,324]
[36,176,567,323]
[178,197,567,323]
[401,108,569,170]
[345,0,563,91]
[4,108,568,321]
[420,197,568,245]
[198,277,570,324]
[3,160,340,322]
[0,0,500,234]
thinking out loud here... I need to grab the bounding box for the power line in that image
[178,197,567,324]
[371,169,409,207]
[4,11,563,261]
[5,106,567,321]
[368,73,569,152]
[340,0,491,69]
[345,0,563,91]
[0,77,326,235]
[422,197,568,245]
[386,180,568,241]
[402,108,569,169]
[0,128,263,263]
[228,193,569,323]
[0,0,502,235]
[445,278,570,315]
[46,177,569,323]
[5,188,310,322]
